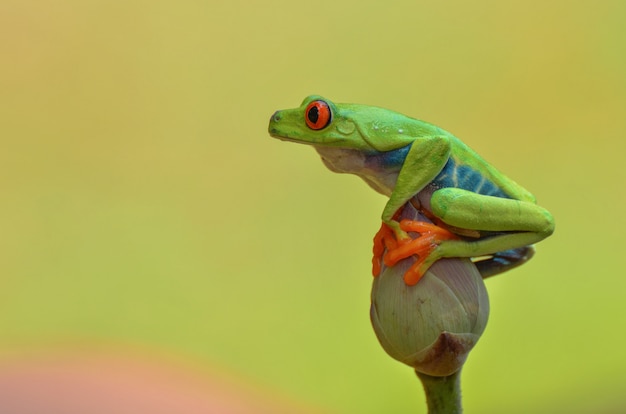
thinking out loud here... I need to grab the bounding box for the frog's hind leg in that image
[473,246,535,279]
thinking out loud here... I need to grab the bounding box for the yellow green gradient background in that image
[2,1,625,412]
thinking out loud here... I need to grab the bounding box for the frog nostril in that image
[271,111,281,122]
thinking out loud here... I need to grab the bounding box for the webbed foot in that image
[372,219,458,285]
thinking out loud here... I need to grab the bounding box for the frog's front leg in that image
[380,135,452,239]
[372,136,452,284]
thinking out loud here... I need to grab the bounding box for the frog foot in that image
[372,219,458,285]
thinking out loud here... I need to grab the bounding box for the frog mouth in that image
[269,130,345,146]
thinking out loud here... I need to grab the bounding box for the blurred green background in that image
[1,0,625,412]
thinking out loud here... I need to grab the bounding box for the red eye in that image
[305,100,332,130]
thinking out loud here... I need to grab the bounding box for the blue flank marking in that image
[368,144,411,171]
[366,144,527,278]
[493,256,512,266]
[432,157,509,198]
[367,145,509,198]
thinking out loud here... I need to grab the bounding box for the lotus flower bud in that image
[370,204,489,376]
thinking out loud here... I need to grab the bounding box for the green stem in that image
[415,370,462,414]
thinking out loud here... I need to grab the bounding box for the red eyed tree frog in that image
[268,96,554,285]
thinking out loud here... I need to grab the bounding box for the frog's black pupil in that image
[308,106,319,124]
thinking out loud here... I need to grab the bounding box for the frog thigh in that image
[430,188,553,233]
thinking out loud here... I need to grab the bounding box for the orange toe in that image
[372,219,459,285]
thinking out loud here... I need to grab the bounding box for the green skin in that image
[268,95,554,277]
